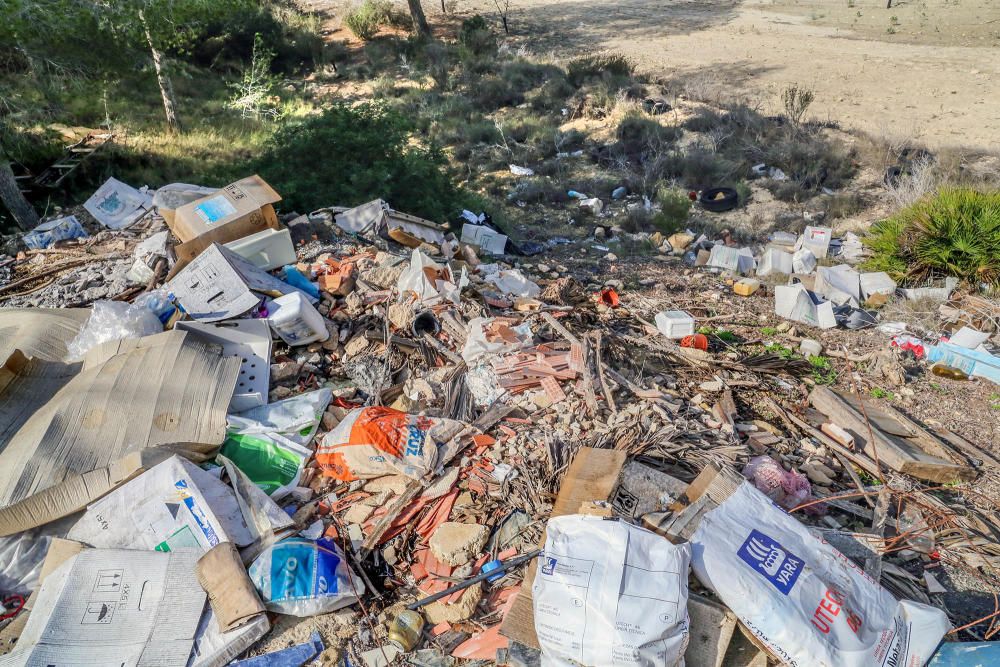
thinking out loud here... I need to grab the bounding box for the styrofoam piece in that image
[655,310,696,339]
[814,265,860,306]
[176,319,273,412]
[949,326,991,350]
[224,228,296,272]
[268,291,330,346]
[775,284,836,329]
[757,248,793,276]
[899,277,958,302]
[460,224,508,255]
[791,248,817,274]
[796,226,832,259]
[859,272,897,300]
[707,245,755,274]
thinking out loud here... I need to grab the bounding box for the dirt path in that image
[464,0,1000,150]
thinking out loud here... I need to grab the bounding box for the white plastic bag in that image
[690,482,950,667]
[227,388,333,447]
[533,515,691,667]
[248,537,363,617]
[65,299,164,361]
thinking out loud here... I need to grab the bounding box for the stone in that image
[429,521,489,566]
[699,380,723,393]
[423,583,483,624]
[270,361,302,383]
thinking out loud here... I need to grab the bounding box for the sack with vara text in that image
[690,482,950,667]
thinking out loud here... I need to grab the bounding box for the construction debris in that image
[0,174,998,667]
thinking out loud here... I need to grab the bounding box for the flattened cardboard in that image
[499,447,627,647]
[0,330,240,535]
[166,243,297,321]
[83,177,153,230]
[0,308,90,363]
[197,542,266,632]
[170,175,282,264]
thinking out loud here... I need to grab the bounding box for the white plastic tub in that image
[267,291,330,346]
[655,310,695,339]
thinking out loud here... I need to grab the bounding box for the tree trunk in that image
[440,0,446,13]
[140,10,181,133]
[407,0,431,36]
[886,0,892,7]
[0,156,39,232]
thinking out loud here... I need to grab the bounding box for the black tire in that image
[700,187,739,212]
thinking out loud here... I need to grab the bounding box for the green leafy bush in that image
[458,15,496,57]
[567,52,634,88]
[256,103,463,221]
[863,188,1000,286]
[615,112,680,165]
[344,0,395,40]
[654,185,692,235]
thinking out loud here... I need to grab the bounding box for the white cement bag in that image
[690,483,950,667]
[534,515,691,667]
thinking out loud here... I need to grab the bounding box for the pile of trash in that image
[0,174,999,667]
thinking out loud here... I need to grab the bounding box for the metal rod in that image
[407,549,541,610]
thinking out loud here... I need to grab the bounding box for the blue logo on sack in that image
[541,557,557,576]
[737,529,804,595]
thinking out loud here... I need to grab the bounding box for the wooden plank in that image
[499,448,627,648]
[809,387,975,484]
[540,311,581,347]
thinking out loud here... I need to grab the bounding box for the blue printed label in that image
[737,529,803,595]
[541,557,557,576]
[270,542,340,602]
[175,479,220,547]
[404,425,425,457]
[193,195,237,224]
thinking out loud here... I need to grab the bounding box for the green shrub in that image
[256,103,463,221]
[567,52,634,88]
[501,60,561,94]
[615,112,680,164]
[683,107,727,133]
[344,0,394,40]
[458,15,496,57]
[529,75,576,112]
[863,188,1000,286]
[654,185,692,234]
[660,147,740,191]
[758,129,856,199]
[472,76,523,110]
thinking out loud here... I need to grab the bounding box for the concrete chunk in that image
[429,521,489,566]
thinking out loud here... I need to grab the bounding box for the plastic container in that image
[655,310,695,339]
[267,292,330,346]
[225,228,296,272]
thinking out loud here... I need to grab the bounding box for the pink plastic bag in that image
[742,456,811,510]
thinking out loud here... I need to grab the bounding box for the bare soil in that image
[464,0,1000,150]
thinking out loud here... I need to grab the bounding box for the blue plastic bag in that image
[248,538,363,616]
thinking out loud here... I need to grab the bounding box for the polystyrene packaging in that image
[533,515,691,667]
[690,482,950,667]
[267,291,330,346]
[248,538,363,617]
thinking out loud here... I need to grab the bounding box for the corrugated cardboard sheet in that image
[0,329,240,535]
[0,308,90,362]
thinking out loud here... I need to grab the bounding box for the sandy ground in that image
[461,0,1000,150]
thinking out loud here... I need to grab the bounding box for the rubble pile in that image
[1,174,1000,666]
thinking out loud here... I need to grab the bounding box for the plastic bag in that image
[23,215,88,250]
[64,299,164,361]
[461,317,532,364]
[248,537,363,617]
[227,388,333,447]
[742,456,811,511]
[533,515,690,667]
[316,406,471,482]
[397,249,465,304]
[690,482,950,667]
[483,268,540,298]
[219,432,312,500]
[0,530,50,595]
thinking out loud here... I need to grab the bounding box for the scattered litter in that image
[23,215,88,250]
[249,538,363,616]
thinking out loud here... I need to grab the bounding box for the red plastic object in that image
[0,594,25,621]
[598,288,620,307]
[680,333,709,351]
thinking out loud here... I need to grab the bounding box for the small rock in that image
[699,380,724,392]
[604,253,618,262]
[270,361,301,383]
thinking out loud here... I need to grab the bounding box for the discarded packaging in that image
[774,283,836,329]
[814,265,861,306]
[797,225,832,259]
[268,291,330,346]
[225,228,297,272]
[83,177,153,229]
[655,310,696,339]
[690,480,951,667]
[227,388,333,447]
[757,248,792,276]
[220,431,312,499]
[23,215,88,250]
[534,514,691,667]
[64,298,163,361]
[249,537,363,616]
[734,278,761,297]
[742,455,811,510]
[707,245,755,274]
[176,318,273,412]
[791,248,817,275]
[169,175,282,264]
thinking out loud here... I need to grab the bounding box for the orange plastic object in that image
[680,333,709,351]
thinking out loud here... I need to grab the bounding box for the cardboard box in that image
[167,243,299,321]
[0,330,240,535]
[169,175,282,264]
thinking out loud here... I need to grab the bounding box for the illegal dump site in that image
[1,172,1000,667]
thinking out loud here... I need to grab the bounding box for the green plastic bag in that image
[219,432,311,499]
